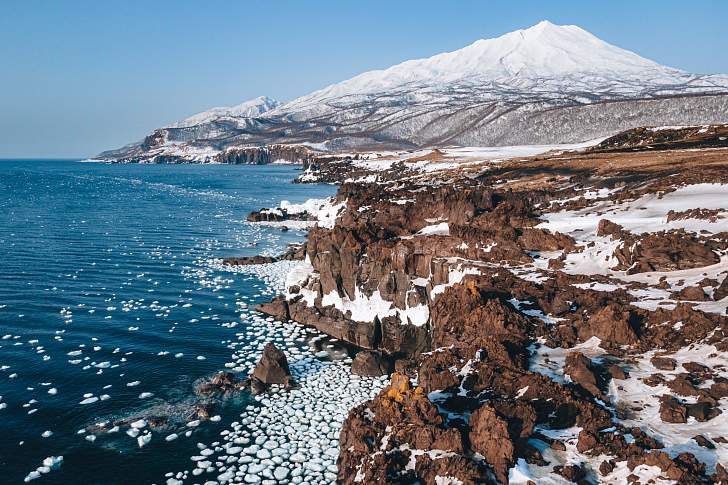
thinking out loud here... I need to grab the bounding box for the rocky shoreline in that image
[236,125,728,484]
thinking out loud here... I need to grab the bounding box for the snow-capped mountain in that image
[281,21,691,108]
[167,96,280,128]
[98,21,728,163]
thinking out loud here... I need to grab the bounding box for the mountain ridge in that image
[98,21,728,163]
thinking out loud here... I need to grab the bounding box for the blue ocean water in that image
[0,160,335,484]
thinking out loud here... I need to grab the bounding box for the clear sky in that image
[1,0,727,158]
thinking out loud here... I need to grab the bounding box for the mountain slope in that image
[98,21,728,163]
[167,96,280,128]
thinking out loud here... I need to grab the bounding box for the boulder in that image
[651,356,677,370]
[564,352,603,397]
[676,285,708,301]
[251,343,293,388]
[609,229,719,274]
[351,350,393,377]
[468,404,515,484]
[715,275,728,301]
[195,372,247,396]
[255,296,289,321]
[659,395,687,423]
[580,304,639,346]
[223,255,277,265]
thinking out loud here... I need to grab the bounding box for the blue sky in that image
[1,0,727,158]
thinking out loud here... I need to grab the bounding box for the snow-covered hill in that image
[281,21,696,108]
[98,21,728,163]
[167,96,280,128]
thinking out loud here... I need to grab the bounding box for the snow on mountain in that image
[167,96,280,128]
[98,21,728,163]
[280,21,688,109]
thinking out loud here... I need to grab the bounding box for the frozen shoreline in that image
[160,261,388,485]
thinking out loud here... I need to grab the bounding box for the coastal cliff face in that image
[105,140,320,165]
[252,125,728,484]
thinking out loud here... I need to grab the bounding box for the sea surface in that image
[0,160,336,484]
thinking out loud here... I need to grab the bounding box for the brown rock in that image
[651,356,677,370]
[610,229,719,274]
[714,274,728,301]
[468,404,514,484]
[581,304,639,346]
[608,364,627,380]
[686,400,722,422]
[713,463,728,484]
[682,361,709,374]
[251,343,292,387]
[555,464,586,483]
[222,255,277,265]
[599,460,615,476]
[351,350,393,377]
[255,296,289,321]
[518,227,575,251]
[195,372,246,396]
[659,395,687,423]
[692,434,715,449]
[597,219,627,239]
[564,352,603,397]
[577,429,598,453]
[249,377,266,395]
[551,440,567,451]
[676,285,707,301]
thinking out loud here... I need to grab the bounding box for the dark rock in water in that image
[249,377,266,396]
[251,343,293,389]
[351,350,393,377]
[195,372,247,396]
[146,416,169,428]
[223,255,278,265]
[190,403,214,421]
[255,296,290,321]
[247,207,316,223]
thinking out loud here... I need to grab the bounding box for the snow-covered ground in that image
[535,183,728,314]
[346,139,607,176]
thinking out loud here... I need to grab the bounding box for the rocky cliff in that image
[252,125,728,484]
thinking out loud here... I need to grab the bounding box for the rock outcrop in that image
[250,343,294,393]
[246,125,728,484]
